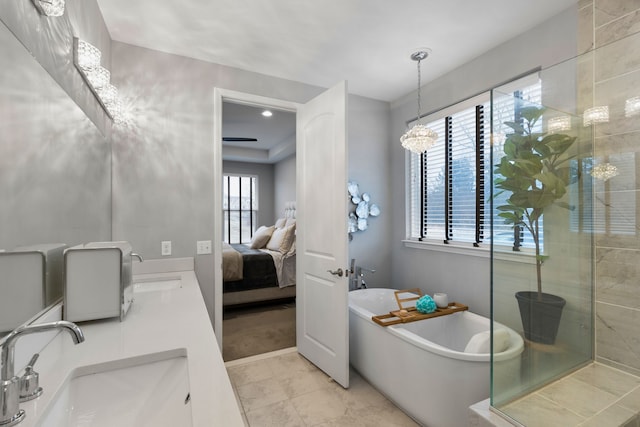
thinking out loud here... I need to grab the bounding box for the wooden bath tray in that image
[372,289,468,326]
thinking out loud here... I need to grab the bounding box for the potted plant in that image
[494,106,577,345]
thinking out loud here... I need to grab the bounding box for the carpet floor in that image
[223,301,296,361]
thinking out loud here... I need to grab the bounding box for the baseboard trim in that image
[224,346,297,368]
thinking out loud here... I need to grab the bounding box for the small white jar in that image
[433,293,449,308]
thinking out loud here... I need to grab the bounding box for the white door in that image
[296,81,349,388]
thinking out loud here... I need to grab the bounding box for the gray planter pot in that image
[515,291,566,345]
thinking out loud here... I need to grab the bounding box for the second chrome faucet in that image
[0,321,84,426]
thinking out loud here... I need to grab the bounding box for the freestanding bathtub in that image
[349,288,523,427]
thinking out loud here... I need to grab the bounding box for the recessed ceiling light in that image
[262,110,273,117]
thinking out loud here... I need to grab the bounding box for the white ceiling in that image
[96,0,578,103]
[222,102,295,164]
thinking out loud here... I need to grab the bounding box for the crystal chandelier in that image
[32,0,65,17]
[590,163,619,181]
[400,50,438,154]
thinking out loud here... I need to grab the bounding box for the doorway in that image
[213,83,349,387]
[213,89,301,352]
[219,100,298,361]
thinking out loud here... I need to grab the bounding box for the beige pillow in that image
[274,218,286,229]
[285,218,296,229]
[266,224,296,253]
[250,225,275,249]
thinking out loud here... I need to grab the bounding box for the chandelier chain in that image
[416,58,422,124]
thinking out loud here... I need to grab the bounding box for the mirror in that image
[0,20,111,336]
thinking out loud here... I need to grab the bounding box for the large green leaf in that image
[543,134,576,155]
[519,106,545,125]
[527,189,556,209]
[504,121,525,134]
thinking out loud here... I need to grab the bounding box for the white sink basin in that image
[133,279,182,293]
[36,349,192,427]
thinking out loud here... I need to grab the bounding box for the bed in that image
[222,203,296,306]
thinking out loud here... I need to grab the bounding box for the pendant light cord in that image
[416,57,422,124]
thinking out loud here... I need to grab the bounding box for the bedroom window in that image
[408,73,542,250]
[223,174,258,244]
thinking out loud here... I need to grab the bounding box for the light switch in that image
[197,240,212,255]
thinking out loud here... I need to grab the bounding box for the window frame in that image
[404,73,543,258]
[223,173,258,244]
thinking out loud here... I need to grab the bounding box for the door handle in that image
[327,268,344,277]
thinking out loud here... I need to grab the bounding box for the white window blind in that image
[449,105,486,243]
[423,119,447,241]
[491,77,542,250]
[407,72,543,251]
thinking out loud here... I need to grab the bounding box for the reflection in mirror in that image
[0,20,111,336]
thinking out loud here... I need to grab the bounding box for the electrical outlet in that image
[197,240,212,255]
[161,240,172,256]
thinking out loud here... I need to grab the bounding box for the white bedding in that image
[260,248,296,288]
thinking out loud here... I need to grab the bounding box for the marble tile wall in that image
[585,0,640,375]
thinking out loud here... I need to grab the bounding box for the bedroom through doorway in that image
[220,100,297,362]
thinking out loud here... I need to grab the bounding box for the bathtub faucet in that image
[355,266,375,289]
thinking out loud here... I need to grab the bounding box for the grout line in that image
[595,300,640,313]
[225,346,297,368]
[535,392,587,422]
[594,8,640,31]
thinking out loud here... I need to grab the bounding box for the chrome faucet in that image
[1,321,84,426]
[355,266,376,289]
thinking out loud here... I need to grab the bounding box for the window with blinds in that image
[223,174,258,244]
[491,78,542,250]
[408,73,542,251]
[409,94,489,245]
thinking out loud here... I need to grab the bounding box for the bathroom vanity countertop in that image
[16,267,244,427]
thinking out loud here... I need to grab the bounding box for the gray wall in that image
[274,154,296,220]
[0,0,112,329]
[109,41,392,323]
[389,6,579,318]
[223,160,275,228]
[347,94,392,287]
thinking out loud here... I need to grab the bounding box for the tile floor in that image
[498,363,640,427]
[225,347,420,427]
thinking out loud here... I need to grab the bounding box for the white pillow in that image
[285,218,296,229]
[250,226,275,249]
[464,329,510,354]
[266,224,296,253]
[274,218,286,229]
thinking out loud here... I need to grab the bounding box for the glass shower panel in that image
[491,62,594,410]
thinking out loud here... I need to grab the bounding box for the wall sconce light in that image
[625,96,640,118]
[85,66,110,89]
[400,50,438,154]
[583,106,609,126]
[97,84,118,106]
[75,39,102,71]
[547,116,571,133]
[590,163,619,181]
[31,0,65,17]
[73,37,125,123]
